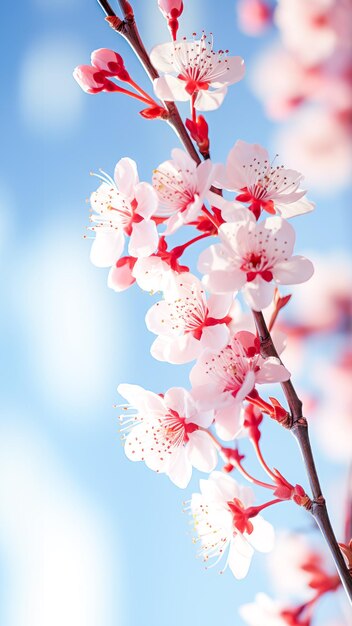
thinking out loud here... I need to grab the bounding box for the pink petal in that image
[242,276,275,311]
[273,256,314,285]
[135,182,159,219]
[256,357,290,384]
[114,157,139,197]
[201,324,230,351]
[151,334,202,364]
[215,401,243,441]
[107,257,136,291]
[194,86,227,111]
[128,221,158,258]
[153,75,190,102]
[204,269,246,294]
[226,140,270,190]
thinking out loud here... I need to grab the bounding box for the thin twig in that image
[252,309,352,602]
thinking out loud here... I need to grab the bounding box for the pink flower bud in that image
[91,48,130,81]
[73,65,109,94]
[237,0,272,37]
[158,0,183,18]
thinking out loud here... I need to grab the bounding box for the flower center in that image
[241,251,273,282]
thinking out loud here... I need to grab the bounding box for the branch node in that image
[105,15,124,31]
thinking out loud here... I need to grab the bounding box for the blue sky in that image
[0,1,350,625]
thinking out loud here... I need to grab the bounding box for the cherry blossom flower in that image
[274,0,351,68]
[117,384,217,488]
[276,108,352,192]
[153,148,216,233]
[145,272,236,364]
[237,0,272,37]
[217,140,314,219]
[89,157,159,270]
[198,212,314,311]
[190,330,290,440]
[190,472,275,578]
[240,593,304,626]
[150,35,245,111]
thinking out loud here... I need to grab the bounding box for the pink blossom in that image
[276,108,352,192]
[190,331,290,440]
[237,0,272,37]
[191,472,275,578]
[240,593,299,626]
[274,0,351,68]
[150,35,245,111]
[90,48,130,81]
[89,157,159,271]
[153,148,217,233]
[146,272,236,364]
[198,212,314,311]
[118,384,217,488]
[73,65,115,94]
[217,140,314,219]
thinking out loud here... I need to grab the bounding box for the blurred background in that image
[0,1,351,625]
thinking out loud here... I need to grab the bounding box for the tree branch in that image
[97,0,201,163]
[252,309,352,602]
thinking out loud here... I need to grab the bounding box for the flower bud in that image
[73,65,109,94]
[91,48,130,81]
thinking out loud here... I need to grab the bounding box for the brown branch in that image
[252,309,352,602]
[97,0,201,164]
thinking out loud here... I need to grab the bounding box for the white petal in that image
[194,86,227,111]
[228,535,254,579]
[90,228,124,268]
[203,269,246,294]
[242,276,275,311]
[187,430,218,472]
[128,220,158,258]
[167,448,192,488]
[114,157,139,197]
[153,75,190,102]
[247,515,275,553]
[201,324,229,351]
[273,256,314,285]
[150,41,177,72]
[276,195,315,219]
[135,182,159,219]
[215,402,243,441]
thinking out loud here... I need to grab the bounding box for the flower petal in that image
[273,256,314,285]
[187,430,218,472]
[128,220,158,258]
[90,228,125,268]
[153,75,190,102]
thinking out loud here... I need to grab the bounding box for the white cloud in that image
[0,419,117,626]
[13,220,122,420]
[18,35,85,137]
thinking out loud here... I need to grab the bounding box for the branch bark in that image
[252,309,352,603]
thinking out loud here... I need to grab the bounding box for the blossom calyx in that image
[186,115,210,156]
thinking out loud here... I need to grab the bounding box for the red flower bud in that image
[73,65,113,94]
[186,115,210,155]
[139,105,169,120]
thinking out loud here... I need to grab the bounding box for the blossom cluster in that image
[238,0,352,191]
[73,0,351,621]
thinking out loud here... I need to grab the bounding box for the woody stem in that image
[252,309,352,602]
[97,0,201,163]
